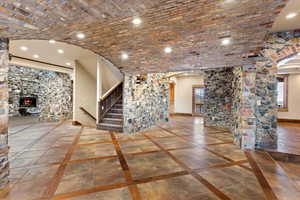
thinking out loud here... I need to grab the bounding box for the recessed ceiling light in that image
[20,46,28,51]
[49,40,56,44]
[286,12,297,19]
[221,38,231,46]
[76,33,85,39]
[33,54,39,58]
[132,18,142,25]
[57,49,64,54]
[121,53,128,60]
[66,62,71,66]
[164,47,172,53]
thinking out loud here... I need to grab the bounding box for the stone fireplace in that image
[8,65,73,121]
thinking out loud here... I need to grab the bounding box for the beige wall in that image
[278,73,300,119]
[100,58,123,94]
[173,75,204,114]
[10,57,73,74]
[73,61,97,126]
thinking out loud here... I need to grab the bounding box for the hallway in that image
[5,117,300,200]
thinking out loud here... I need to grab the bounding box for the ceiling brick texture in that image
[0,0,287,73]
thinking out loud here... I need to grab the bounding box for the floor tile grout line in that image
[142,132,232,200]
[10,121,66,162]
[62,143,239,165]
[110,131,142,200]
[158,125,233,144]
[51,182,130,200]
[50,159,255,200]
[245,151,279,200]
[264,151,300,191]
[8,123,37,136]
[42,126,84,199]
[158,125,252,172]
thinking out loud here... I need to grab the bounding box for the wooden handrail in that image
[79,107,96,121]
[101,81,123,100]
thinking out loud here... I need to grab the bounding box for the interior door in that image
[193,86,204,115]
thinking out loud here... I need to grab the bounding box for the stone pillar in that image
[203,67,234,130]
[255,62,278,149]
[204,64,277,150]
[0,38,9,197]
[232,65,257,150]
[123,73,169,133]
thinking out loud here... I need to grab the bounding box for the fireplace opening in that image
[19,96,37,108]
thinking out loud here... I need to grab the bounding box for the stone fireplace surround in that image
[8,65,73,122]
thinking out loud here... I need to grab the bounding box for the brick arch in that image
[261,33,300,65]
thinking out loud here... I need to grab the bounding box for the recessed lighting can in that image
[66,62,71,66]
[58,49,64,54]
[76,33,85,39]
[286,12,297,19]
[121,53,129,60]
[221,38,231,46]
[33,54,39,58]
[49,40,56,44]
[164,47,172,53]
[132,18,142,25]
[20,46,28,51]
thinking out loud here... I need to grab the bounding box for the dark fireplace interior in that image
[19,96,37,108]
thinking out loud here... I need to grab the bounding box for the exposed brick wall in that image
[0,0,286,74]
[0,38,9,194]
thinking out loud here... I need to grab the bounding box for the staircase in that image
[97,98,123,132]
[97,82,123,132]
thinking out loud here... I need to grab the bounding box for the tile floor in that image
[3,116,300,200]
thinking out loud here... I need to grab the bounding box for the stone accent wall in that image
[0,38,9,194]
[203,67,234,129]
[123,73,169,133]
[8,65,73,122]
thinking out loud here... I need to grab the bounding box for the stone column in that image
[0,38,9,197]
[254,61,278,149]
[204,64,277,150]
[203,67,234,130]
[232,65,257,150]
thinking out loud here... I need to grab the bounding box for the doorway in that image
[169,82,175,113]
[192,85,204,116]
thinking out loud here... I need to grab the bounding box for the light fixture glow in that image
[49,40,56,44]
[33,54,39,58]
[286,12,297,19]
[57,49,64,54]
[76,33,85,39]
[121,53,128,60]
[221,38,231,46]
[20,46,28,51]
[132,18,142,25]
[164,47,172,54]
[66,62,71,66]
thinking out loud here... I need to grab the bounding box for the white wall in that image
[100,58,123,94]
[173,75,204,114]
[73,61,97,126]
[278,73,300,119]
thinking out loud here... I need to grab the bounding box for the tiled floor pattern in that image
[3,117,300,200]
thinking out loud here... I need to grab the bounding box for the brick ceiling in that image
[0,0,286,74]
